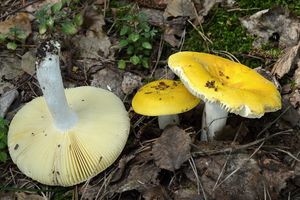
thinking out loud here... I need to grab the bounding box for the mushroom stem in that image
[158,115,179,129]
[36,41,78,131]
[201,101,228,141]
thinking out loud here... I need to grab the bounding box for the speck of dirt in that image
[205,80,217,89]
[219,71,225,76]
[99,156,103,163]
[45,134,47,136]
[81,99,85,102]
[36,40,60,65]
[226,76,230,79]
[14,144,19,150]
[159,98,162,100]
[56,171,60,175]
[145,92,153,94]
[156,81,170,90]
[58,144,61,148]
[31,132,35,136]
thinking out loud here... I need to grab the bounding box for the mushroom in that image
[168,52,281,141]
[7,41,130,186]
[132,79,200,129]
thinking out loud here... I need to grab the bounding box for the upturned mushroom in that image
[8,41,130,186]
[168,52,281,141]
[132,79,200,129]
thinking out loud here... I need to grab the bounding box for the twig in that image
[212,150,232,191]
[187,20,213,44]
[192,129,293,156]
[0,0,42,20]
[149,35,164,78]
[214,139,265,189]
[274,148,300,162]
[189,158,207,200]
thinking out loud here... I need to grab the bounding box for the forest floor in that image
[0,0,300,199]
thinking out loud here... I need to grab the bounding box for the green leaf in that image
[0,34,7,42]
[120,26,129,36]
[38,23,48,34]
[142,42,152,49]
[126,46,134,55]
[46,17,55,28]
[128,33,140,42]
[119,39,129,48]
[16,31,27,40]
[0,141,6,149]
[118,60,126,69]
[74,14,83,27]
[51,2,63,14]
[7,42,17,50]
[130,55,140,65]
[0,151,7,162]
[61,22,77,35]
[62,0,71,4]
[142,57,149,68]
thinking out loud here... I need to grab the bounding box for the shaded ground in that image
[0,0,300,199]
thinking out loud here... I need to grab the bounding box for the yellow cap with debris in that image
[168,52,281,118]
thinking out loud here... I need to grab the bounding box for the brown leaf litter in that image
[0,12,31,40]
[152,125,192,171]
[141,0,234,47]
[271,42,300,79]
[185,154,294,200]
[241,7,300,48]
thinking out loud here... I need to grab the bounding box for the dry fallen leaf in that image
[163,17,186,47]
[259,158,295,197]
[91,68,124,98]
[121,72,142,95]
[164,0,196,19]
[72,6,111,60]
[136,0,168,10]
[173,188,202,200]
[289,89,300,108]
[0,12,31,40]
[241,7,300,48]
[142,186,170,200]
[184,154,294,200]
[25,0,60,13]
[21,51,36,76]
[293,61,300,88]
[271,43,300,79]
[15,192,45,200]
[0,53,23,80]
[0,89,18,117]
[112,162,160,193]
[152,126,191,171]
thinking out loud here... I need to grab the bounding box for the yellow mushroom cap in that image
[168,52,281,118]
[132,79,200,116]
[8,86,130,186]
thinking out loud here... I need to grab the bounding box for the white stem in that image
[36,41,78,131]
[201,102,228,141]
[158,115,179,129]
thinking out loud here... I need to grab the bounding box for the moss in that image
[183,0,295,68]
[236,0,300,15]
[184,7,260,67]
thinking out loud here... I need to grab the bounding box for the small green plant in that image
[0,117,8,162]
[115,6,157,69]
[0,27,27,50]
[35,0,83,35]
